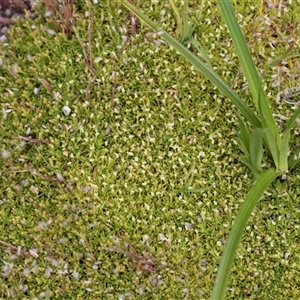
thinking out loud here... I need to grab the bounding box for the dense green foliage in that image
[1,1,300,299]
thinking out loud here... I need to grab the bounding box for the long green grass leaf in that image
[217,0,279,138]
[284,107,300,132]
[211,168,277,300]
[257,91,281,168]
[122,0,261,129]
[282,107,300,170]
[263,128,279,169]
[277,106,300,171]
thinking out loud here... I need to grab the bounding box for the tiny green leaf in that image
[288,148,300,171]
[249,128,264,176]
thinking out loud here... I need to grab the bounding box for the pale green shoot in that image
[169,0,212,67]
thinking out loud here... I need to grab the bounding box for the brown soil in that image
[0,0,32,26]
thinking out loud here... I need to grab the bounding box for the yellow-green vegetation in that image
[1,0,300,299]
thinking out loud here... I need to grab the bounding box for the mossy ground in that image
[1,0,300,299]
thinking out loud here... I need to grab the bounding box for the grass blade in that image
[170,1,212,67]
[284,107,300,132]
[217,0,279,138]
[169,0,182,39]
[181,0,194,43]
[211,168,277,300]
[187,38,212,68]
[263,128,279,169]
[288,148,300,170]
[279,130,290,172]
[236,114,251,163]
[279,108,300,172]
[241,159,263,179]
[122,0,261,129]
[249,128,264,177]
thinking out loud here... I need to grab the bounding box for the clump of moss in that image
[1,1,300,299]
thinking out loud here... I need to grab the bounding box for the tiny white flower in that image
[29,249,39,258]
[56,172,64,182]
[62,106,71,116]
[72,270,80,280]
[157,28,164,35]
[45,267,53,277]
[158,233,166,241]
[184,222,194,230]
[44,11,52,18]
[1,149,10,160]
[43,27,56,36]
[2,108,12,120]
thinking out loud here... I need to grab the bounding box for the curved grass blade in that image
[217,0,279,138]
[170,0,212,67]
[275,177,288,193]
[211,168,277,300]
[169,0,182,39]
[279,107,300,171]
[187,38,212,68]
[288,148,300,171]
[256,88,282,170]
[122,0,261,129]
[181,0,194,44]
[263,128,279,169]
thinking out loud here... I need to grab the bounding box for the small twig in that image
[105,244,155,273]
[28,167,62,183]
[62,0,74,39]
[13,136,50,144]
[73,25,95,77]
[87,14,95,77]
[0,240,31,257]
[43,0,74,39]
[231,68,243,89]
[38,76,55,92]
[128,0,140,35]
[129,0,137,35]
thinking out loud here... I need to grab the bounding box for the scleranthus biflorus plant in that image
[122,0,300,299]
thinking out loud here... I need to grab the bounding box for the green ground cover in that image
[1,0,300,299]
